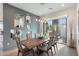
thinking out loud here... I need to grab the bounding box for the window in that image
[58,17,67,25]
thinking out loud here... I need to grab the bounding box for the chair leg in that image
[47,51,49,56]
[17,50,20,56]
[51,48,53,56]
[37,46,39,55]
[56,43,58,51]
[54,45,56,54]
[37,50,39,55]
[32,49,35,56]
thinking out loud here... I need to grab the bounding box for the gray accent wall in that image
[3,3,39,50]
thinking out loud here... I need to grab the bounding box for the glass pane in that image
[59,17,67,24]
[48,20,52,25]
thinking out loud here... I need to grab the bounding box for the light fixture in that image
[61,4,64,7]
[39,19,40,22]
[45,21,47,23]
[44,19,47,23]
[40,20,42,22]
[36,19,38,21]
[28,31,30,34]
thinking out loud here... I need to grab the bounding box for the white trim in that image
[48,15,68,20]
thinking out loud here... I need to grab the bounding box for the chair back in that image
[15,37,23,52]
[48,32,54,37]
[47,37,53,49]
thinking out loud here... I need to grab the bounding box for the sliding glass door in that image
[43,17,67,44]
[58,17,67,43]
[51,17,67,44]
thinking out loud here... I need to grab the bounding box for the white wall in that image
[0,3,3,56]
[0,3,3,20]
[0,3,3,31]
[40,6,77,48]
[77,4,79,55]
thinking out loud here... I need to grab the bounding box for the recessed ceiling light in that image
[61,4,64,7]
[48,8,53,10]
[40,3,45,5]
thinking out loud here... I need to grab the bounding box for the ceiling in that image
[9,3,76,16]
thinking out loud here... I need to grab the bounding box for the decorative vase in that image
[69,33,74,48]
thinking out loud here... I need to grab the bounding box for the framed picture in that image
[14,14,24,28]
[26,15,31,24]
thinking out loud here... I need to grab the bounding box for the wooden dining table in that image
[21,38,48,49]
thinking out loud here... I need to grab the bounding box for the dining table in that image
[21,38,49,49]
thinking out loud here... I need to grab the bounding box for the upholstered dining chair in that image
[51,34,58,54]
[37,38,53,56]
[15,37,34,56]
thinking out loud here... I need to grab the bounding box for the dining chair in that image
[15,37,34,56]
[37,38,53,56]
[48,32,57,54]
[51,35,58,54]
